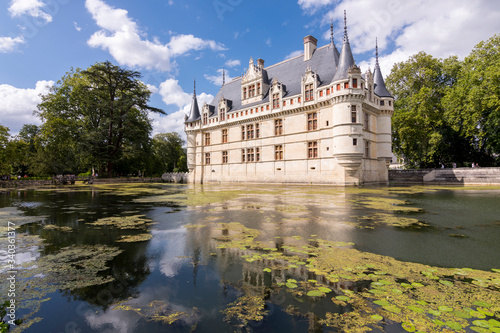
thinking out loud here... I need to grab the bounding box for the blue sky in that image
[1,0,500,140]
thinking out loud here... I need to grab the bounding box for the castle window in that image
[222,129,228,143]
[353,138,358,146]
[388,100,392,106]
[308,141,318,159]
[222,151,228,164]
[266,105,270,110]
[351,105,357,123]
[257,83,261,95]
[275,145,283,160]
[298,97,301,103]
[337,84,341,91]
[205,153,211,165]
[290,99,294,105]
[247,148,254,162]
[275,119,283,136]
[380,100,385,106]
[256,148,260,162]
[353,78,358,88]
[241,126,245,140]
[242,149,246,162]
[364,140,370,158]
[256,123,260,138]
[273,93,280,109]
[344,82,349,89]
[326,88,330,95]
[247,124,254,140]
[249,84,255,97]
[203,113,208,125]
[243,87,247,99]
[307,112,317,131]
[205,132,211,146]
[363,112,369,131]
[305,83,314,101]
[220,107,226,121]
[283,100,286,106]
[319,90,323,97]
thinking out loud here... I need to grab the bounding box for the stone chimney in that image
[257,58,265,69]
[303,35,317,61]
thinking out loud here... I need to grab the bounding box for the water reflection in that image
[1,184,499,332]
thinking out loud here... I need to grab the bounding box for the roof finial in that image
[343,10,349,43]
[193,79,196,97]
[222,68,225,86]
[375,38,380,67]
[330,18,334,45]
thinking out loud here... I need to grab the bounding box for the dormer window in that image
[305,83,314,101]
[257,83,261,95]
[273,93,280,109]
[353,78,358,88]
[203,113,208,125]
[220,107,226,121]
[243,88,247,99]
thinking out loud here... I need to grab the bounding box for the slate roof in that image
[204,43,341,120]
[373,41,393,98]
[186,90,200,122]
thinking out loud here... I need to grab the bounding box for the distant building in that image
[185,12,394,185]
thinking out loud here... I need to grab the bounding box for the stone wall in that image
[389,168,500,185]
[161,173,189,183]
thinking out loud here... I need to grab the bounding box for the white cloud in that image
[284,50,302,60]
[303,0,500,77]
[224,59,240,68]
[151,81,213,138]
[298,0,335,13]
[0,36,25,53]
[85,0,225,72]
[204,68,233,86]
[158,79,191,108]
[0,80,54,133]
[8,0,52,22]
[73,21,82,32]
[265,38,272,47]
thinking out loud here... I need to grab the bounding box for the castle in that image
[184,13,394,186]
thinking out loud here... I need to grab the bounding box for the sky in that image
[1,0,500,140]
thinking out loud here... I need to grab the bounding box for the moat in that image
[1,184,499,332]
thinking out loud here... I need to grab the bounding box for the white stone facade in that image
[185,21,393,186]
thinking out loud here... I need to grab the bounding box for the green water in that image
[0,184,499,332]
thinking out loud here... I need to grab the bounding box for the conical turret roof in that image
[373,39,392,98]
[331,11,355,82]
[330,19,340,64]
[186,80,200,122]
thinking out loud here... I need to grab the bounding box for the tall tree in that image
[36,61,165,176]
[0,124,10,175]
[443,34,500,165]
[386,52,463,168]
[150,132,187,175]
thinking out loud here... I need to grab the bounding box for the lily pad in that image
[402,322,415,332]
[371,314,383,321]
[335,296,350,302]
[307,290,324,297]
[446,321,462,331]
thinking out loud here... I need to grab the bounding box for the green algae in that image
[116,233,152,242]
[0,234,123,333]
[221,294,268,327]
[88,214,153,229]
[211,223,500,332]
[113,299,197,325]
[43,225,73,232]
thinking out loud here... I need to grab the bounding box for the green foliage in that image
[35,61,165,177]
[443,34,500,165]
[386,52,465,168]
[149,132,187,175]
[388,35,500,168]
